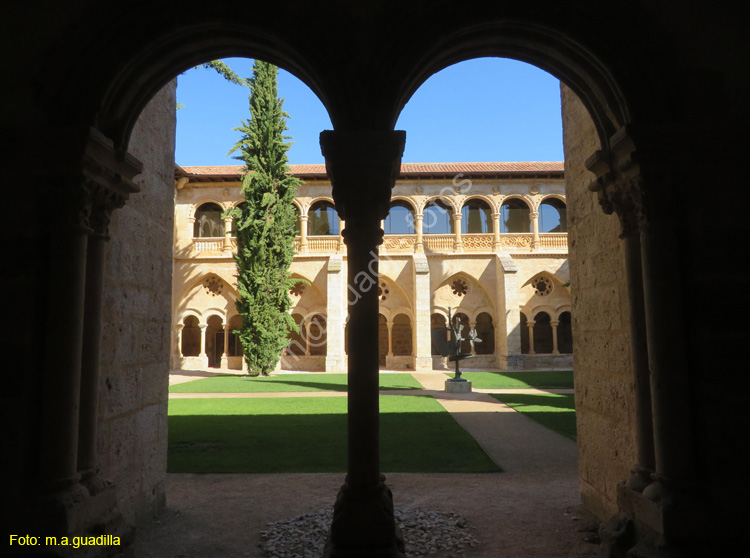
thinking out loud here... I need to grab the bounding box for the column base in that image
[324,477,406,558]
[414,356,433,372]
[599,479,715,558]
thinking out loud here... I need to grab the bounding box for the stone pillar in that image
[414,213,424,253]
[223,215,233,252]
[413,256,432,371]
[221,319,229,368]
[304,320,312,356]
[530,210,540,250]
[492,212,501,251]
[550,319,560,354]
[175,323,184,361]
[321,129,406,558]
[453,211,463,252]
[78,186,126,495]
[496,256,521,369]
[38,180,93,503]
[527,320,536,354]
[299,214,309,253]
[199,324,208,359]
[387,321,394,356]
[326,255,345,372]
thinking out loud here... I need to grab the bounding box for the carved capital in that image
[89,184,127,237]
[586,128,644,238]
[320,130,406,223]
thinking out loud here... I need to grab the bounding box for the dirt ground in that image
[135,472,600,558]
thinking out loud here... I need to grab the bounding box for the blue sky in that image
[175,57,563,167]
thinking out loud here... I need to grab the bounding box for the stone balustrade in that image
[192,232,566,256]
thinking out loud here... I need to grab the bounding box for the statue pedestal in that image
[445,379,472,393]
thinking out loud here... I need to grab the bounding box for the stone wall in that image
[561,84,637,520]
[97,80,176,526]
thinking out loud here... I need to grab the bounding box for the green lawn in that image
[168,395,500,473]
[490,393,577,440]
[169,373,423,393]
[461,370,574,390]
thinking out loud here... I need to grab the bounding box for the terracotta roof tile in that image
[178,161,564,178]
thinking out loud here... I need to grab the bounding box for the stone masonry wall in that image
[561,84,637,520]
[97,80,176,526]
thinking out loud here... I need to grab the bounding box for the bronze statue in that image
[431,307,481,381]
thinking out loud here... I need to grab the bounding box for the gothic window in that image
[461,199,492,234]
[384,200,416,234]
[194,202,225,238]
[422,199,453,234]
[500,198,531,233]
[540,198,567,232]
[308,201,339,235]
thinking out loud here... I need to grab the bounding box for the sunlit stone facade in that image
[172,162,572,372]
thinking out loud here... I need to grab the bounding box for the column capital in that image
[320,130,406,224]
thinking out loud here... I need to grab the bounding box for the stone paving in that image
[135,369,598,557]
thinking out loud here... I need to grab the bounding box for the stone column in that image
[221,319,229,368]
[527,320,536,354]
[387,320,394,356]
[587,134,658,494]
[223,215,233,252]
[199,323,208,359]
[453,211,463,252]
[530,210,540,251]
[299,214,309,253]
[78,186,126,495]
[414,213,424,253]
[38,180,94,503]
[175,323,184,361]
[413,256,432,371]
[492,212,501,251]
[321,129,406,558]
[550,319,560,354]
[304,320,312,356]
[587,128,698,549]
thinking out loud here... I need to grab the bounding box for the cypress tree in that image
[228,60,302,376]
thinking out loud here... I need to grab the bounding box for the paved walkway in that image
[135,369,598,557]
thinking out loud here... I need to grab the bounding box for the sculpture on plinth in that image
[431,307,481,391]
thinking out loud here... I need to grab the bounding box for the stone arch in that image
[532,311,554,354]
[421,197,454,235]
[433,272,494,317]
[461,196,494,234]
[193,201,226,238]
[539,197,568,233]
[384,199,416,234]
[308,199,340,235]
[498,196,532,233]
[474,311,495,355]
[391,313,413,357]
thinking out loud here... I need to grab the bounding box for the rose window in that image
[532,276,553,297]
[378,281,390,302]
[451,278,469,297]
[203,276,223,296]
[289,282,306,298]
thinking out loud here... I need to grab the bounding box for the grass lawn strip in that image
[168,395,499,474]
[462,370,573,390]
[490,393,576,441]
[169,373,423,393]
